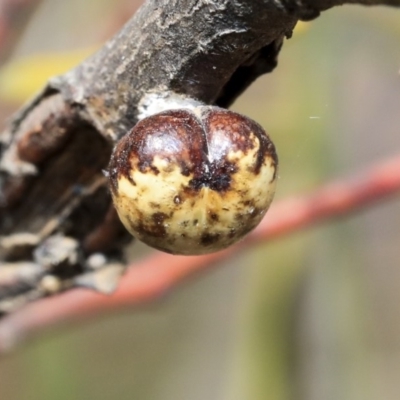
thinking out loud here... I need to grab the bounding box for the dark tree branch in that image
[0,0,399,314]
[49,2,296,139]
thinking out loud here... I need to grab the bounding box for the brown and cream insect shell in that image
[108,106,278,255]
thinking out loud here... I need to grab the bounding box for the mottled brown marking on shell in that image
[203,109,256,154]
[201,233,221,246]
[173,195,181,204]
[152,212,168,225]
[209,212,219,222]
[202,108,278,176]
[188,161,237,192]
[127,214,168,239]
[228,229,237,239]
[108,110,206,194]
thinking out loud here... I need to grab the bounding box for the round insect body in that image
[108,106,278,255]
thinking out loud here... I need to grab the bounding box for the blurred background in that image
[0,1,400,399]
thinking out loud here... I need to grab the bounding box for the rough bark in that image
[0,0,399,314]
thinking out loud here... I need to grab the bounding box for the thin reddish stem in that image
[1,155,400,351]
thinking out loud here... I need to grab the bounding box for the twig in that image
[0,154,399,352]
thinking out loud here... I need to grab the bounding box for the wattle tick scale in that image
[108,106,278,255]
